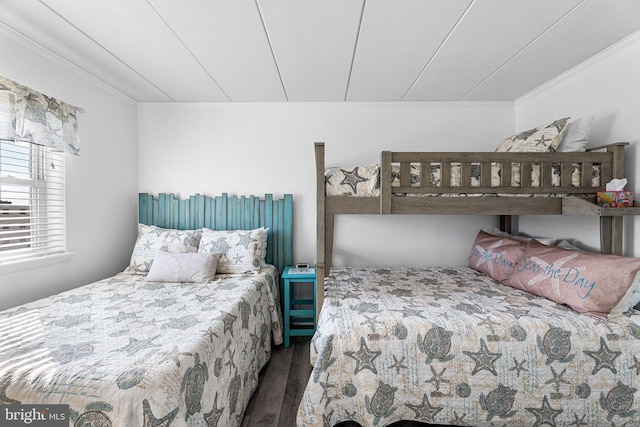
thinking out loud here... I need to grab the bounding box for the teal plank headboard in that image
[138,193,293,274]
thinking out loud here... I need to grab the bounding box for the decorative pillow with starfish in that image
[468,230,527,282]
[495,117,570,153]
[504,239,640,319]
[198,227,268,274]
[128,224,202,274]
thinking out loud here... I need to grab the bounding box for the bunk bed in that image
[0,192,292,427]
[298,142,640,427]
[314,140,635,313]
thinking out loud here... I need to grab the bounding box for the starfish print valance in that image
[0,75,83,155]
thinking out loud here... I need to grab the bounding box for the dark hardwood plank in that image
[242,337,305,426]
[277,336,312,426]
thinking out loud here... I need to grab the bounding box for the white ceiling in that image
[1,0,639,103]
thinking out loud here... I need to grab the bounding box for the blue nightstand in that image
[281,266,316,347]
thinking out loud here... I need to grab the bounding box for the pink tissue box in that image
[596,191,634,208]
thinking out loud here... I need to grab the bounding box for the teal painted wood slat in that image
[252,196,264,228]
[179,200,186,229]
[152,197,159,226]
[249,196,255,228]
[158,193,166,227]
[214,196,222,229]
[243,196,251,229]
[205,197,213,229]
[232,195,240,229]
[238,196,244,228]
[273,200,281,272]
[139,193,148,225]
[221,194,228,230]
[197,194,205,229]
[283,194,293,268]
[188,195,196,229]
[170,194,177,229]
[264,194,274,266]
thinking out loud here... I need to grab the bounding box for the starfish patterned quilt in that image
[0,266,282,427]
[297,267,640,427]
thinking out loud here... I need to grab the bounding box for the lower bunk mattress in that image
[0,265,283,427]
[297,267,640,427]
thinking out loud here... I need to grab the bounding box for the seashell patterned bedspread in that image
[0,265,282,427]
[297,267,640,427]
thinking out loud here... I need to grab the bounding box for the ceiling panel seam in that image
[36,0,174,101]
[460,0,586,101]
[343,0,366,101]
[145,0,230,102]
[401,0,477,101]
[0,19,137,104]
[255,0,288,101]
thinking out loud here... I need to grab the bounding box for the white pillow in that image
[491,228,558,246]
[558,115,593,152]
[556,239,583,251]
[146,251,222,283]
[609,270,640,318]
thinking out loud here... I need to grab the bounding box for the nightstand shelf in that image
[281,266,316,347]
[562,196,640,255]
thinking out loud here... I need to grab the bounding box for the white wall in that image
[0,28,139,310]
[139,102,513,267]
[514,31,640,257]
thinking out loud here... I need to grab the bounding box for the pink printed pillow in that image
[504,239,640,319]
[468,230,526,282]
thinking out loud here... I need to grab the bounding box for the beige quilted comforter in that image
[0,266,282,426]
[298,267,640,427]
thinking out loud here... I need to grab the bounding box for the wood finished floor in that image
[242,336,449,427]
[242,336,313,426]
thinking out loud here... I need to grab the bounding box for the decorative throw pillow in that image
[495,117,570,153]
[468,230,526,282]
[504,239,640,319]
[128,224,201,274]
[146,251,222,283]
[198,228,268,274]
[325,164,380,196]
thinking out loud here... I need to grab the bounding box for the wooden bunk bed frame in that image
[315,141,638,315]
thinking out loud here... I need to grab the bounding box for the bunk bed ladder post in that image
[315,142,326,318]
[381,151,392,214]
[499,215,513,235]
[607,143,627,255]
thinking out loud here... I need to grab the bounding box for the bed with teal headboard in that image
[0,192,293,427]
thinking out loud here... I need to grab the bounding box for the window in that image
[0,75,80,266]
[0,139,65,262]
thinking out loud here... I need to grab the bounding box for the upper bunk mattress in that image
[325,162,601,197]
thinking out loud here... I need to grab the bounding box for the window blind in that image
[0,139,66,263]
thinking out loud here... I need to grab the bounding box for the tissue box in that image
[596,191,634,208]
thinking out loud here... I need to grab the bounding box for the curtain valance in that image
[0,75,83,155]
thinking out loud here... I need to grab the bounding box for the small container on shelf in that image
[597,191,634,208]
